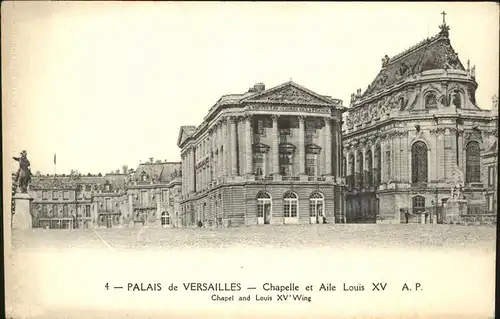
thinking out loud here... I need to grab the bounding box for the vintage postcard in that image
[2,2,498,318]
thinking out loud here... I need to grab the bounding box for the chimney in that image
[149,157,154,163]
[254,83,265,93]
[122,165,128,174]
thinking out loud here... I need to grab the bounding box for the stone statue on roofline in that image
[381,55,390,67]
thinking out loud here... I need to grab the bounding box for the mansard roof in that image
[362,23,465,98]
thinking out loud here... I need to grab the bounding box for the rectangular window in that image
[256,119,265,136]
[284,202,297,218]
[253,153,265,176]
[42,191,49,200]
[279,154,293,176]
[162,190,169,202]
[105,198,112,211]
[53,191,59,200]
[141,191,148,204]
[306,154,317,176]
[63,191,69,200]
[85,205,91,217]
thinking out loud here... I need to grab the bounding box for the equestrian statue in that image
[13,150,32,193]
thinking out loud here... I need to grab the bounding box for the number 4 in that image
[105,282,109,290]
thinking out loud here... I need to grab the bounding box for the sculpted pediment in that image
[243,82,333,105]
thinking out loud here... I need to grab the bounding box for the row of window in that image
[346,140,483,184]
[36,204,91,218]
[256,191,325,218]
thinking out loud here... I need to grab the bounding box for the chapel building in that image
[342,18,498,224]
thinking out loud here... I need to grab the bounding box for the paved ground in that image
[10,224,497,252]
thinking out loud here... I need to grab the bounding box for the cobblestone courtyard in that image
[11,224,497,252]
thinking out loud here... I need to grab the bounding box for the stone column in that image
[192,148,197,193]
[245,115,253,175]
[222,119,229,177]
[324,118,332,175]
[230,116,238,176]
[332,120,337,179]
[271,114,280,175]
[298,115,306,175]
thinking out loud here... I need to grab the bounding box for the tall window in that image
[105,198,112,211]
[309,192,324,217]
[42,205,48,218]
[283,191,298,218]
[306,154,317,176]
[256,191,272,218]
[141,191,148,204]
[466,141,481,182]
[42,191,49,200]
[162,190,169,202]
[254,153,265,176]
[53,191,59,200]
[279,153,293,176]
[54,204,60,217]
[62,204,69,217]
[161,212,170,225]
[63,191,69,200]
[254,119,266,136]
[366,150,372,186]
[411,141,428,183]
[374,145,381,185]
[385,150,391,181]
[305,120,315,144]
[85,205,91,217]
[348,154,355,176]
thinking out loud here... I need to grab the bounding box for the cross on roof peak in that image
[441,11,447,25]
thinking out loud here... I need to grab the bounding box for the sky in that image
[2,2,499,175]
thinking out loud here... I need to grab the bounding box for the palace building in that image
[342,18,498,224]
[27,159,182,229]
[178,81,346,227]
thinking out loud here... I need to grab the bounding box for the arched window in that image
[309,192,324,219]
[161,212,170,225]
[283,191,298,218]
[348,153,354,175]
[466,141,481,182]
[411,141,428,183]
[366,150,373,186]
[62,204,69,218]
[356,150,364,187]
[42,205,48,218]
[257,191,272,222]
[374,145,381,185]
[425,92,437,109]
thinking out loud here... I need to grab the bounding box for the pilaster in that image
[271,114,280,175]
[324,118,332,175]
[245,115,253,176]
[230,116,238,176]
[298,116,306,175]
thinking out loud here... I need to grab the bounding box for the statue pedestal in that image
[444,199,467,224]
[12,193,33,229]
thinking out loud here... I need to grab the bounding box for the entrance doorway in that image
[309,192,325,224]
[412,195,426,223]
[257,191,272,225]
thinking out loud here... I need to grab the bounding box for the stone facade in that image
[27,160,181,229]
[342,21,498,224]
[178,81,346,227]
